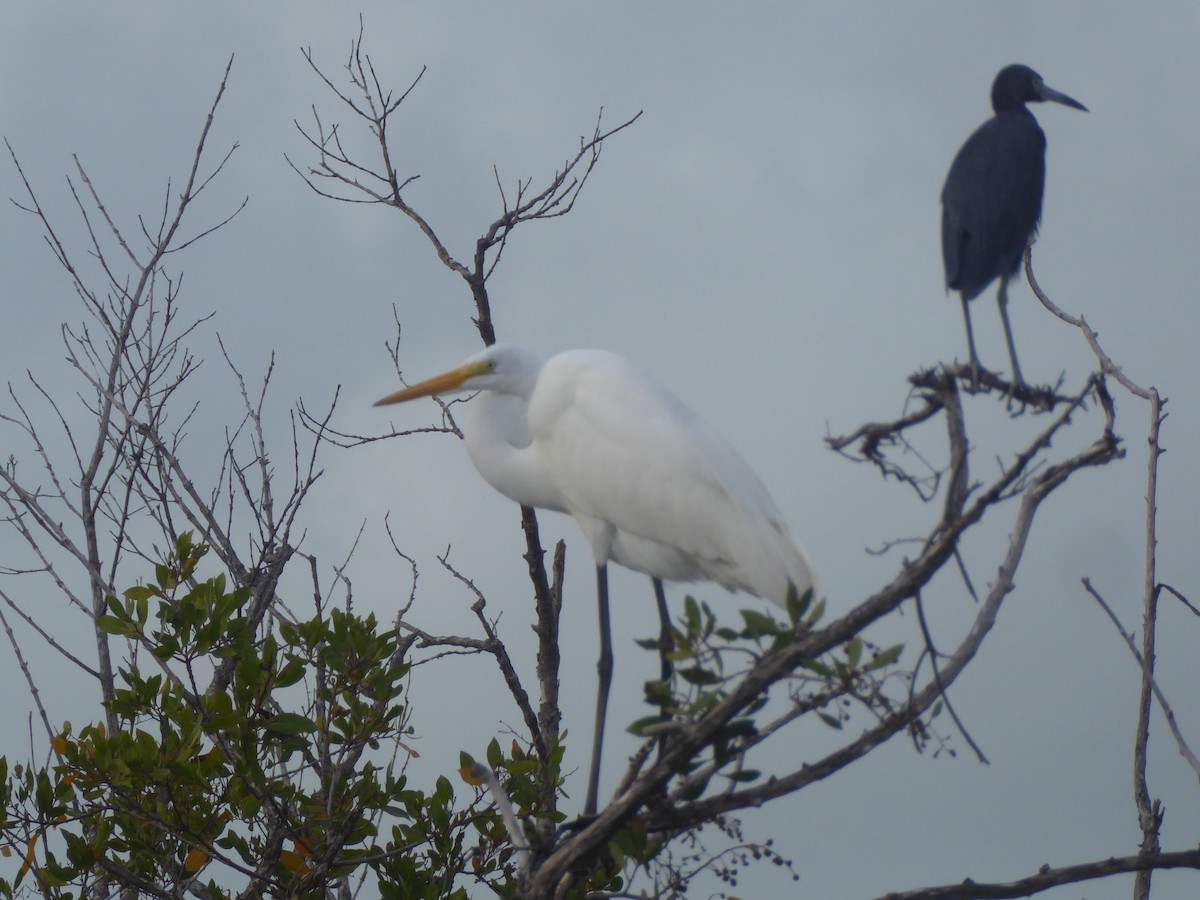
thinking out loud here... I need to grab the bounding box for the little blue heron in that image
[941,64,1087,390]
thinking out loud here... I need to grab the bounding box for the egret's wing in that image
[529,351,814,604]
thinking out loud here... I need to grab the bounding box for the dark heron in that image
[941,64,1087,389]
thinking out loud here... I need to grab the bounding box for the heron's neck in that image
[462,392,567,513]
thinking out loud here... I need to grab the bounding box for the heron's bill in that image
[374,361,485,406]
[1036,82,1088,113]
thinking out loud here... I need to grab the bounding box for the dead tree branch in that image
[1026,248,1173,899]
[871,848,1200,900]
[523,368,1121,893]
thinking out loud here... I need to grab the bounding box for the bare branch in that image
[913,589,988,764]
[523,370,1121,892]
[0,600,57,743]
[437,551,547,761]
[1084,578,1200,782]
[1160,582,1200,618]
[1026,247,1154,400]
[1026,250,1172,897]
[869,848,1200,900]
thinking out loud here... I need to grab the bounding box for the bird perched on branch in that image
[941,64,1087,390]
[376,343,816,815]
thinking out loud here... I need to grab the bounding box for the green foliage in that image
[0,535,526,898]
[632,590,906,797]
[1,541,902,899]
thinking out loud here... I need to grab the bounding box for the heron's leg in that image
[585,564,613,817]
[996,279,1026,396]
[959,294,981,391]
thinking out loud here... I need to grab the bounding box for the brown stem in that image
[868,848,1200,900]
[1133,390,1166,899]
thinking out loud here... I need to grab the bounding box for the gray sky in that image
[2,4,1199,898]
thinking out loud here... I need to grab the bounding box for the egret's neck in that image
[462,391,567,513]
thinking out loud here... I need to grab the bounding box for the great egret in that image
[375,344,816,815]
[941,64,1087,389]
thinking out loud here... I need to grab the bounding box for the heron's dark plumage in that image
[942,103,1047,301]
[940,64,1087,387]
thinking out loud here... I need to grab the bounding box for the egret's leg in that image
[585,565,613,817]
[652,578,672,684]
[959,294,982,391]
[996,279,1026,392]
[651,578,674,768]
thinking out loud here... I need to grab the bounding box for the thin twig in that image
[1083,578,1200,782]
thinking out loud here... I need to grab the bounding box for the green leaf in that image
[155,563,174,589]
[486,738,503,769]
[846,637,862,670]
[785,584,811,623]
[643,679,672,705]
[725,768,761,783]
[123,585,157,603]
[799,658,834,678]
[278,618,298,646]
[628,715,669,737]
[739,608,778,638]
[718,718,757,738]
[175,531,195,560]
[805,597,826,625]
[677,666,721,686]
[817,711,843,730]
[865,643,904,671]
[96,615,134,636]
[264,713,316,736]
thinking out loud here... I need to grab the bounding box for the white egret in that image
[375,344,816,815]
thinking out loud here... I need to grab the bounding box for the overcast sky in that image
[2,4,1199,898]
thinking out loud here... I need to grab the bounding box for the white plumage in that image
[377,344,816,604]
[376,343,817,815]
